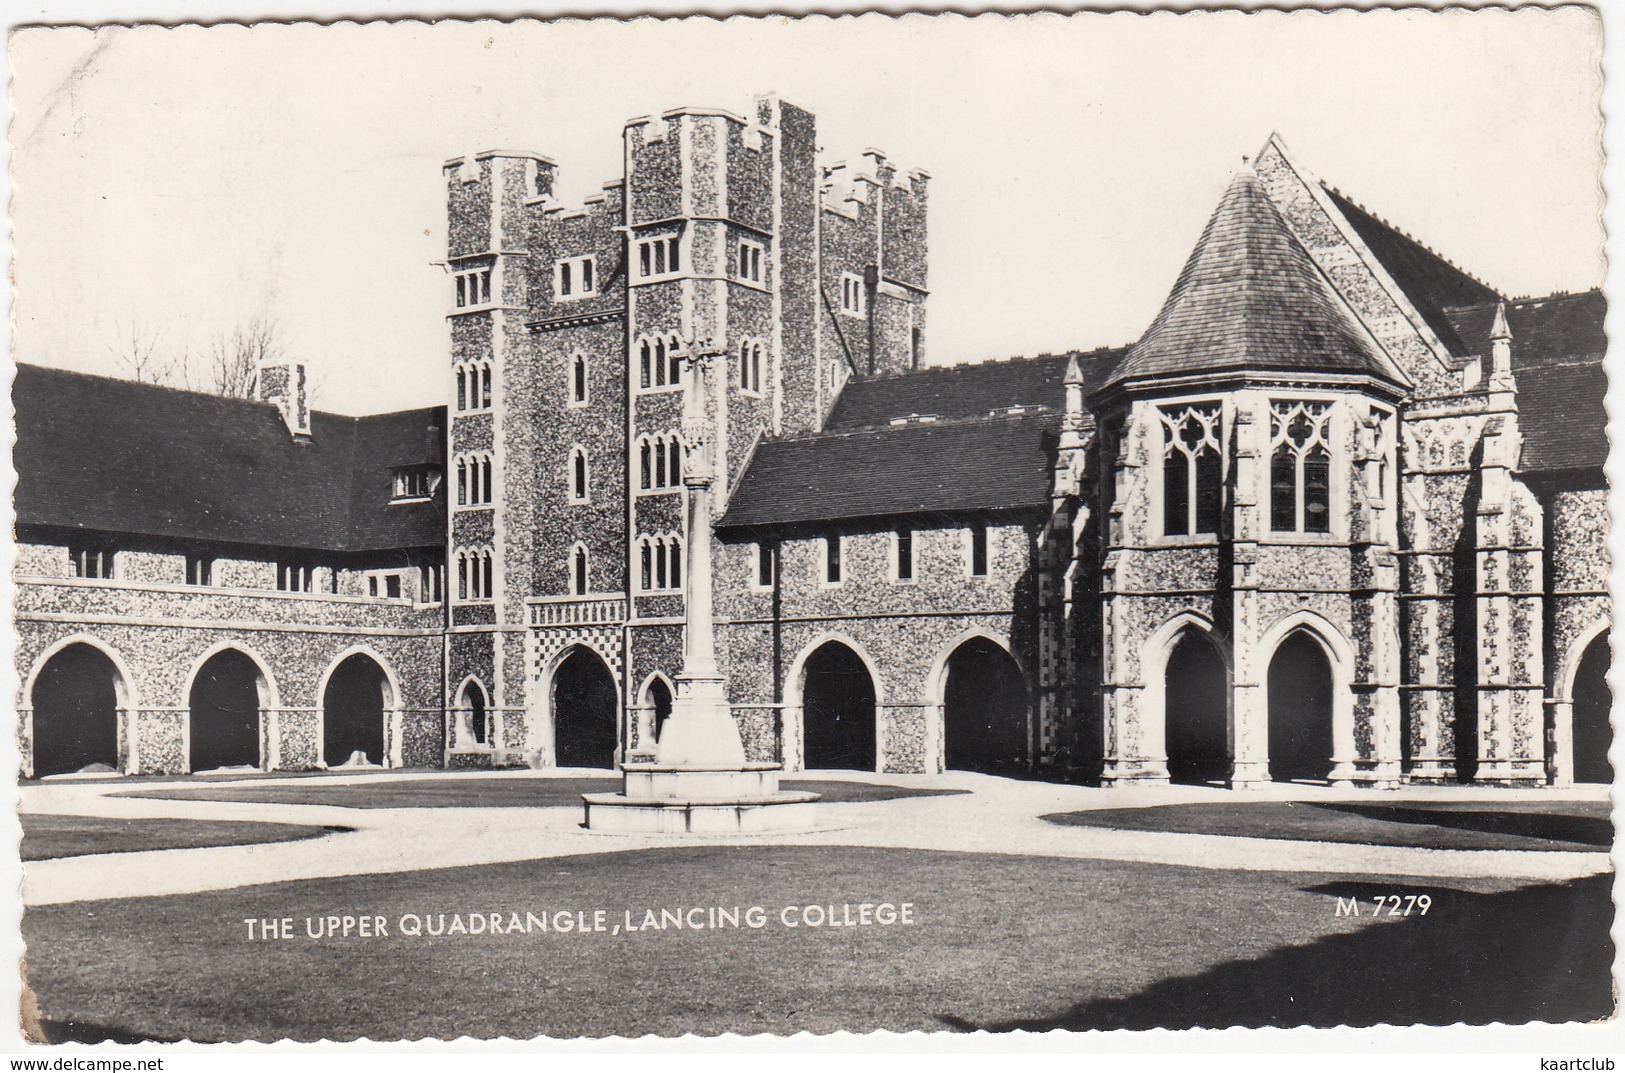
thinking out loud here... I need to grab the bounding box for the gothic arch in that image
[316,645,401,768]
[636,671,676,747]
[1556,617,1611,705]
[183,643,278,773]
[25,634,138,778]
[924,628,1030,774]
[1260,610,1357,778]
[546,643,620,768]
[454,675,491,748]
[785,632,886,772]
[1556,618,1612,785]
[1140,611,1230,783]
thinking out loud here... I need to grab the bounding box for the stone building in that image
[12,101,1611,788]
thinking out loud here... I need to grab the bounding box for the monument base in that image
[582,762,821,834]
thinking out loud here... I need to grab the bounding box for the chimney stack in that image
[256,359,312,438]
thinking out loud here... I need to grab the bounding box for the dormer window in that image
[392,465,440,502]
[556,255,597,300]
[636,234,681,279]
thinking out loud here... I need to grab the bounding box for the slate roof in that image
[1321,185,1502,356]
[826,347,1125,431]
[720,348,1130,528]
[719,411,1061,529]
[1445,291,1609,474]
[1102,172,1393,391]
[14,364,446,552]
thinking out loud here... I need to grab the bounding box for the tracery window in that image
[1269,400,1333,534]
[1160,403,1223,537]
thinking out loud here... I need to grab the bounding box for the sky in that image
[9,7,1606,414]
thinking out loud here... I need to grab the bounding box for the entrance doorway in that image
[1572,631,1611,784]
[189,649,264,771]
[1267,631,1335,781]
[801,641,877,770]
[31,643,122,777]
[942,637,1029,773]
[1164,629,1229,784]
[322,653,389,767]
[553,647,618,768]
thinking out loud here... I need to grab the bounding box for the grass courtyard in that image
[1046,799,1613,853]
[20,814,346,861]
[23,843,1613,1042]
[113,777,966,809]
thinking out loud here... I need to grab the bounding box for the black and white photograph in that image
[5,2,1618,1052]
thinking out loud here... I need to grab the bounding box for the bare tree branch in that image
[105,320,178,386]
[206,316,283,398]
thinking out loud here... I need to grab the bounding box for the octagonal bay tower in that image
[1092,165,1410,789]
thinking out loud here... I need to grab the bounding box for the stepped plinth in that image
[582,762,820,834]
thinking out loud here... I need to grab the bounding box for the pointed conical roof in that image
[1102,172,1393,391]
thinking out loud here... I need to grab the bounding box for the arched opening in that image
[801,641,877,771]
[1267,630,1335,782]
[322,653,390,767]
[553,646,618,768]
[645,676,673,743]
[1164,628,1228,784]
[942,637,1029,773]
[189,649,264,772]
[460,679,489,747]
[30,643,122,777]
[1572,631,1612,784]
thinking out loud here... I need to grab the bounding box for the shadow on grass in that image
[943,875,1615,1032]
[1313,803,1612,848]
[33,1018,186,1044]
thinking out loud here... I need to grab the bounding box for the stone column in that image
[1228,393,1269,788]
[656,345,747,768]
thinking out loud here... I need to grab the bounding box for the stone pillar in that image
[1547,698,1575,787]
[657,345,746,768]
[1228,393,1268,788]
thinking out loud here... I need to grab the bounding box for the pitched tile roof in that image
[1445,291,1608,474]
[721,348,1129,529]
[14,364,446,552]
[720,410,1064,529]
[1321,185,1502,356]
[1103,172,1393,391]
[826,346,1126,431]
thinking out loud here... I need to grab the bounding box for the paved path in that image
[19,770,1613,906]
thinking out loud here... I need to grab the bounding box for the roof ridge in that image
[847,345,1127,384]
[1320,183,1502,298]
[774,408,1060,442]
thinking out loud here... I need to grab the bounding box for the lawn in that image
[20,814,345,861]
[114,778,965,809]
[1045,800,1613,853]
[22,845,1612,1042]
